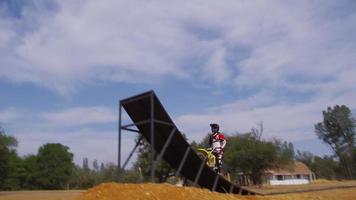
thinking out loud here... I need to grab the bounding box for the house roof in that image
[265,161,313,175]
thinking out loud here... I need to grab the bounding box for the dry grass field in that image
[265,188,356,200]
[0,190,83,200]
[248,180,356,195]
[1,182,356,200]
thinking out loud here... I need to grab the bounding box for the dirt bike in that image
[196,147,218,172]
[196,147,230,181]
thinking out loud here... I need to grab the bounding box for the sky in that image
[1,0,356,167]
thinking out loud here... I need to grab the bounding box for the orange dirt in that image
[75,183,255,200]
[75,183,356,200]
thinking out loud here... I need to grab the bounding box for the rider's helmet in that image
[210,123,219,133]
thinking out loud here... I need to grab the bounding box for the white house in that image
[236,161,316,186]
[264,161,316,185]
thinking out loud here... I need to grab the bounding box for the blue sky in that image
[1,0,356,166]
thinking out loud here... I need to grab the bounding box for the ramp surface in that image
[120,91,255,195]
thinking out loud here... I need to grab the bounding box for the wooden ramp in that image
[120,91,256,195]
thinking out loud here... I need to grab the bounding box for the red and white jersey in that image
[209,132,226,149]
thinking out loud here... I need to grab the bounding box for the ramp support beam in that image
[121,135,144,170]
[212,175,220,191]
[176,147,191,177]
[118,102,122,177]
[194,157,207,185]
[150,93,155,182]
[229,184,234,193]
[154,127,176,168]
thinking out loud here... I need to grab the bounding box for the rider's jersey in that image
[209,132,226,150]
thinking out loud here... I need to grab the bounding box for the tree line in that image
[0,125,155,190]
[0,130,74,190]
[0,104,355,190]
[0,126,127,190]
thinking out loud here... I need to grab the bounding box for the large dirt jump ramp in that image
[120,91,256,195]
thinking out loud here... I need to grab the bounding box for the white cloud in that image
[0,0,353,95]
[175,88,356,143]
[0,106,117,128]
[202,46,231,85]
[42,106,116,126]
[1,106,136,166]
[14,128,136,166]
[1,0,356,162]
[0,108,23,124]
[1,0,193,94]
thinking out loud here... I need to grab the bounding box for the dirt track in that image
[75,183,356,200]
[1,183,356,200]
[0,190,82,200]
[249,180,356,195]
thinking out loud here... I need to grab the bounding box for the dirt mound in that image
[75,182,356,200]
[75,183,253,200]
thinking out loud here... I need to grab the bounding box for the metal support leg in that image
[175,147,191,177]
[194,157,207,185]
[212,175,219,192]
[153,127,176,167]
[121,135,144,170]
[229,184,234,193]
[118,102,122,181]
[150,93,155,182]
[122,127,141,133]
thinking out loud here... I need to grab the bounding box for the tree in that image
[315,105,356,178]
[217,132,293,185]
[69,165,95,189]
[100,162,105,171]
[99,163,119,182]
[0,126,17,182]
[36,143,74,189]
[120,168,141,183]
[93,159,99,171]
[296,150,338,179]
[22,155,39,189]
[133,136,173,182]
[0,126,23,190]
[194,125,294,185]
[69,160,123,189]
[224,134,277,185]
[273,139,295,165]
[353,147,356,176]
[314,156,338,179]
[83,157,89,171]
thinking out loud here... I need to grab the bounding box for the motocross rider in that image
[208,123,226,173]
